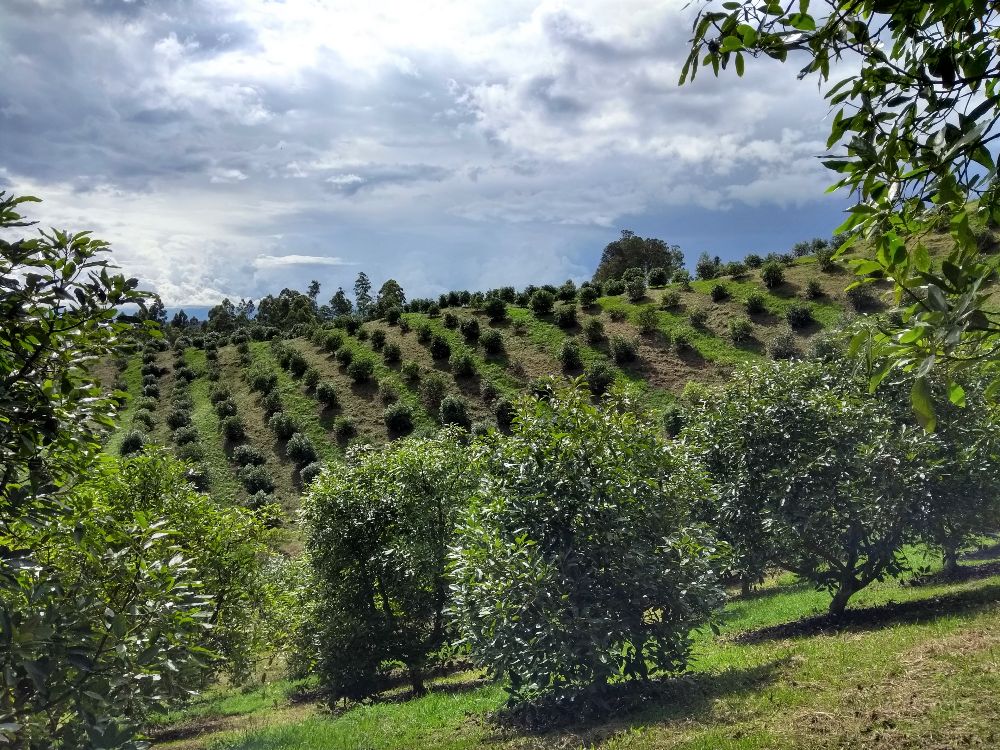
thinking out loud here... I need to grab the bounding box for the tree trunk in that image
[828,580,857,618]
[943,545,961,575]
[740,577,753,597]
[408,665,427,697]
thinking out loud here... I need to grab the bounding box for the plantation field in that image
[154,543,1000,750]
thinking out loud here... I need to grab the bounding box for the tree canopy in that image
[592,230,684,283]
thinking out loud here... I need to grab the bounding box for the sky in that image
[0,0,848,309]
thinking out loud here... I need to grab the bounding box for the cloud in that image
[252,254,356,270]
[0,0,848,306]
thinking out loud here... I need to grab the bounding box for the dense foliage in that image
[450,381,724,704]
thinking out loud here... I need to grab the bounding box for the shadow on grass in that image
[490,658,788,736]
[733,582,1000,645]
[911,560,1000,587]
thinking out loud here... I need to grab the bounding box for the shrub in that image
[483,296,507,321]
[578,286,599,307]
[635,305,659,334]
[689,307,709,327]
[288,351,309,377]
[335,347,354,367]
[377,380,398,404]
[426,303,440,317]
[604,308,626,324]
[846,283,878,311]
[286,432,317,465]
[429,333,451,360]
[415,323,432,343]
[480,380,500,403]
[786,303,814,328]
[356,328,369,342]
[119,429,145,456]
[209,384,231,404]
[174,365,197,382]
[233,444,267,467]
[268,412,298,440]
[261,390,283,416]
[647,267,669,286]
[804,279,824,299]
[132,410,155,430]
[239,464,274,495]
[449,349,477,378]
[495,398,516,430]
[625,277,647,302]
[674,327,696,352]
[460,318,480,341]
[729,316,754,343]
[221,415,246,442]
[443,311,460,329]
[710,282,729,302]
[370,328,386,350]
[383,402,414,435]
[185,463,212,491]
[401,360,421,381]
[479,328,504,355]
[609,335,638,364]
[760,261,785,289]
[816,246,837,271]
[214,398,237,418]
[333,416,356,442]
[450,381,723,706]
[305,434,475,698]
[660,289,681,309]
[399,318,410,334]
[382,341,401,363]
[166,408,191,430]
[554,304,577,328]
[324,331,345,353]
[766,329,799,359]
[420,372,448,408]
[385,307,402,325]
[529,289,555,316]
[176,441,204,462]
[744,290,766,314]
[347,357,375,384]
[142,374,158,387]
[559,339,583,371]
[604,278,625,296]
[586,361,615,395]
[315,381,338,408]
[583,317,604,344]
[300,461,324,486]
[304,367,321,390]
[135,396,158,411]
[439,395,471,428]
[662,402,685,437]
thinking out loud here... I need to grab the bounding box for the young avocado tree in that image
[450,379,725,706]
[304,430,476,698]
[687,359,927,617]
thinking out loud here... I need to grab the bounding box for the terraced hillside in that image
[104,252,880,533]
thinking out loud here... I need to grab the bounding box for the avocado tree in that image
[683,1,1000,423]
[450,380,724,705]
[304,430,476,698]
[686,359,929,616]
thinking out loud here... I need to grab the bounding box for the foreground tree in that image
[304,431,475,698]
[686,359,931,616]
[450,380,724,706]
[683,1,1000,421]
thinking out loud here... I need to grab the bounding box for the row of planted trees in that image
[300,342,1000,713]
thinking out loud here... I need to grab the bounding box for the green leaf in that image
[911,376,936,432]
[948,381,966,407]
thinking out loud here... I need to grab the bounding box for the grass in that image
[155,543,1000,750]
[184,348,242,504]
[105,355,144,455]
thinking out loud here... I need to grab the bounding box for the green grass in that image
[184,348,241,504]
[160,544,1000,750]
[688,278,844,328]
[105,356,144,455]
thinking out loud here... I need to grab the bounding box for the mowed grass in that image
[105,355,144,454]
[157,543,1000,750]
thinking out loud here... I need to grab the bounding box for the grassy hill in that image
[106,251,875,531]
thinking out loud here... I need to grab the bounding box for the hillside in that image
[106,250,873,525]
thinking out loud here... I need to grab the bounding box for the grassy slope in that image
[155,545,1000,750]
[184,348,242,504]
[105,356,143,455]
